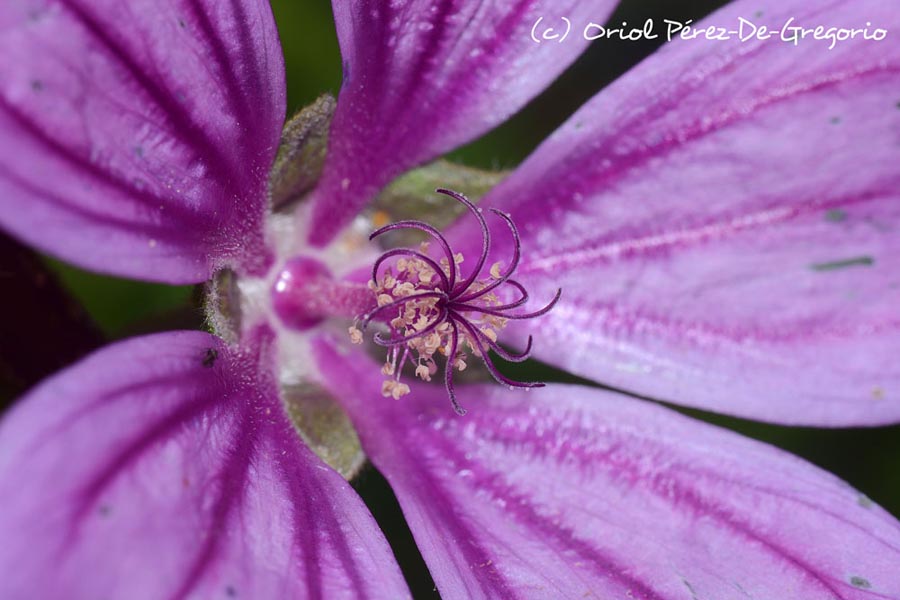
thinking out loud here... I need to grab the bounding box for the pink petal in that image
[0,330,410,599]
[448,0,900,425]
[307,0,619,246]
[0,0,286,283]
[316,338,900,600]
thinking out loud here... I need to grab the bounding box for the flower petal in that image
[0,330,410,599]
[316,338,900,600]
[307,0,619,246]
[448,0,900,425]
[0,0,286,283]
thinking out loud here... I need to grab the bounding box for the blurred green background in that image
[2,1,897,597]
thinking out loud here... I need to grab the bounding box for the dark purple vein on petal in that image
[554,293,900,348]
[675,465,900,556]
[64,392,223,549]
[465,0,532,68]
[411,466,518,598]
[522,189,896,274]
[270,429,325,600]
[417,426,669,600]
[379,421,519,599]
[343,3,390,114]
[56,0,238,181]
[0,160,196,249]
[666,486,855,599]
[183,0,248,129]
[583,0,848,160]
[31,373,205,454]
[227,0,277,144]
[0,96,205,226]
[533,65,899,234]
[472,408,883,599]
[385,0,455,132]
[170,405,257,600]
[274,449,365,599]
[271,406,376,600]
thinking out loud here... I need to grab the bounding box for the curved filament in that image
[454,208,521,304]
[436,189,490,298]
[370,220,457,289]
[453,315,544,390]
[372,248,450,291]
[444,321,466,415]
[456,288,561,321]
[456,316,534,364]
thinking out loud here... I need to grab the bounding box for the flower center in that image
[350,188,560,415]
[271,256,373,331]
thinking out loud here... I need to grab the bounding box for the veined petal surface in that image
[308,0,619,245]
[0,331,410,600]
[317,338,900,600]
[449,0,900,425]
[0,0,286,283]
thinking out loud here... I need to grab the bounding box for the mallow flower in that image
[1,0,899,598]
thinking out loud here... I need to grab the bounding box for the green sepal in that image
[269,94,336,210]
[374,160,509,227]
[283,382,365,481]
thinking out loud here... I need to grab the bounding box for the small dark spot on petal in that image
[858,494,874,508]
[829,116,841,125]
[850,576,871,589]
[134,146,144,158]
[30,80,43,92]
[342,59,351,84]
[824,209,847,222]
[225,585,237,597]
[98,505,111,517]
[809,256,874,272]
[680,578,699,600]
[178,17,187,28]
[574,121,585,130]
[202,348,218,368]
[754,10,764,17]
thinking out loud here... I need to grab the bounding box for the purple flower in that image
[1,1,899,599]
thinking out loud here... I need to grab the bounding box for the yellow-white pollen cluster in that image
[348,243,507,399]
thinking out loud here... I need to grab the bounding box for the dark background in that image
[2,1,897,598]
